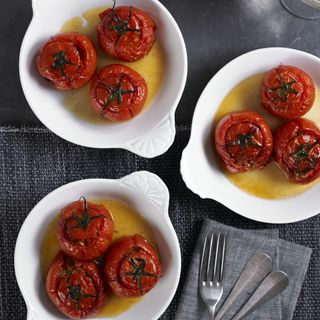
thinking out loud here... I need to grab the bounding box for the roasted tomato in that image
[96,4,156,62]
[90,64,147,121]
[37,32,97,90]
[57,197,114,261]
[274,118,320,184]
[215,111,273,173]
[46,252,106,319]
[104,234,161,297]
[260,65,315,119]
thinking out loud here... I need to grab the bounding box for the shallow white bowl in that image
[181,47,320,224]
[19,0,187,157]
[15,171,181,320]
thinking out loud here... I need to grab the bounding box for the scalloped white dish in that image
[19,0,187,157]
[181,47,320,224]
[15,171,181,320]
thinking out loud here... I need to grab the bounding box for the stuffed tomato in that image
[57,197,114,261]
[46,252,106,319]
[260,65,315,119]
[215,111,273,173]
[104,234,161,297]
[90,64,147,121]
[96,4,156,62]
[37,32,97,90]
[274,118,320,184]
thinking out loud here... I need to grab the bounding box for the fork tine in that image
[213,233,220,283]
[199,232,227,320]
[199,234,209,285]
[219,233,227,283]
[207,233,216,282]
[213,233,227,283]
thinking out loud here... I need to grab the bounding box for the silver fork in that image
[199,232,227,320]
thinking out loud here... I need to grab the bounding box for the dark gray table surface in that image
[1,0,320,125]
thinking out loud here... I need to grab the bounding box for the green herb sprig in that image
[291,142,318,176]
[226,128,263,151]
[64,196,107,235]
[121,257,160,295]
[107,1,141,48]
[52,51,75,80]
[268,67,299,103]
[97,74,135,116]
[65,268,97,309]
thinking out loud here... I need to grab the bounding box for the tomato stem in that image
[226,128,263,151]
[97,74,135,116]
[268,67,299,103]
[121,256,160,295]
[291,142,318,176]
[64,196,107,237]
[107,1,141,48]
[51,51,75,80]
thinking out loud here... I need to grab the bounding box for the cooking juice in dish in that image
[40,199,157,317]
[60,7,165,124]
[214,73,320,199]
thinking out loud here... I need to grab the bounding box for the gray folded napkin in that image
[175,219,312,320]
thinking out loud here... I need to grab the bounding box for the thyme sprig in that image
[97,74,135,116]
[226,128,263,151]
[268,67,299,103]
[107,1,141,48]
[64,269,97,310]
[52,51,75,80]
[67,284,97,310]
[121,257,160,295]
[291,142,318,176]
[64,196,106,235]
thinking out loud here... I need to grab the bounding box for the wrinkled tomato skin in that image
[260,65,315,119]
[90,64,147,121]
[96,6,156,62]
[57,200,114,261]
[215,111,273,173]
[37,32,97,90]
[274,118,320,184]
[46,252,106,319]
[104,235,161,297]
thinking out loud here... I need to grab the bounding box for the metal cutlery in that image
[215,252,272,320]
[232,270,289,320]
[199,232,227,320]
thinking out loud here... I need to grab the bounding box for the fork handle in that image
[208,305,217,320]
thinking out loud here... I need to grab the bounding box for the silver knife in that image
[215,252,272,320]
[232,271,289,320]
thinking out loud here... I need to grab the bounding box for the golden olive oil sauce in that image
[40,199,157,317]
[60,7,165,124]
[214,73,320,199]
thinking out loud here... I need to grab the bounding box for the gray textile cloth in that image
[175,220,312,320]
[0,125,320,320]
